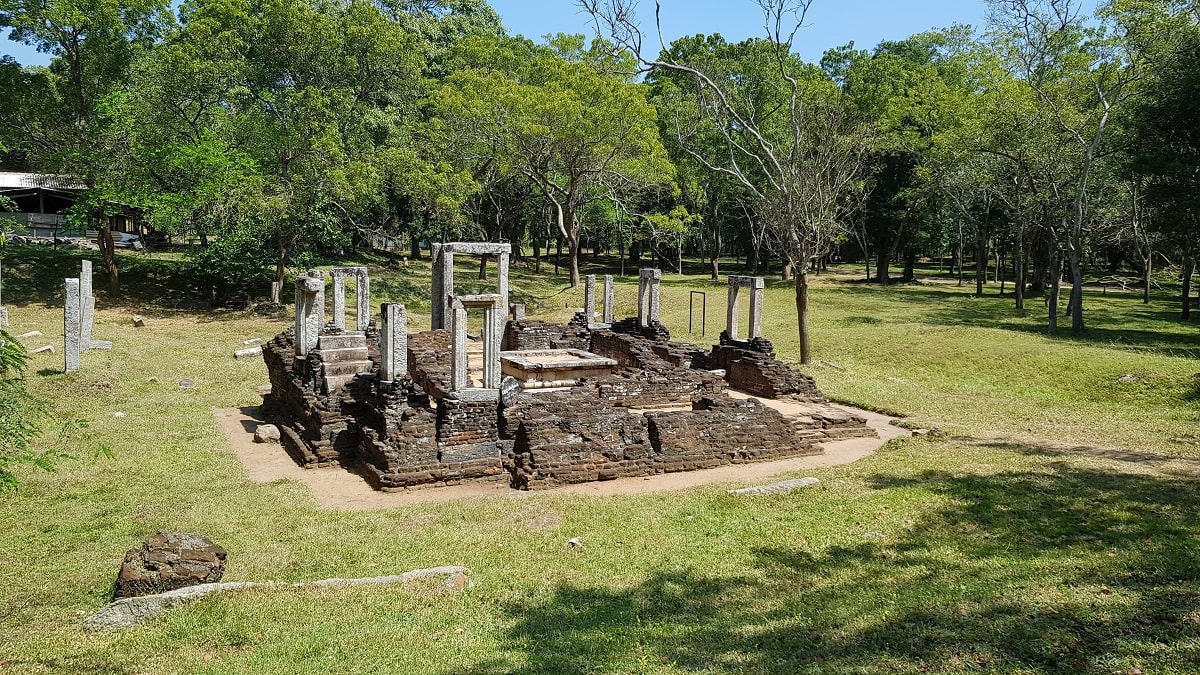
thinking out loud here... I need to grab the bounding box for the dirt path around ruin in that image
[213,398,910,511]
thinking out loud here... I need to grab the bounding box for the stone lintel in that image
[454,294,504,309]
[441,242,511,256]
[447,388,500,403]
[729,275,765,289]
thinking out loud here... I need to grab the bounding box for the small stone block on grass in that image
[254,425,280,443]
[727,477,820,496]
[234,346,262,359]
[132,315,145,327]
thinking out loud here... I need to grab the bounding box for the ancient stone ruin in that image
[63,260,111,373]
[262,249,875,491]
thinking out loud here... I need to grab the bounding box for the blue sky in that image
[1,0,1074,67]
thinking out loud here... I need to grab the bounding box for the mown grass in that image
[1,246,1198,674]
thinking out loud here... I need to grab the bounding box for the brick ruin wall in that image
[262,317,873,492]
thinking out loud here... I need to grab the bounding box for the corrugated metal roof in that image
[0,172,87,191]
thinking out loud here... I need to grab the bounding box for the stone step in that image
[322,360,374,377]
[320,346,370,363]
[318,333,367,350]
[323,373,362,393]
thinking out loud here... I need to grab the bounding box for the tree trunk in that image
[1048,248,1061,333]
[709,207,721,281]
[875,250,889,286]
[1068,246,1085,335]
[1182,251,1193,321]
[410,234,421,260]
[567,235,581,287]
[975,234,986,298]
[273,239,289,305]
[97,220,119,295]
[902,249,916,282]
[795,269,811,365]
[478,254,489,280]
[1143,254,1152,304]
[782,262,792,282]
[555,234,561,275]
[1015,222,1025,310]
[533,235,541,273]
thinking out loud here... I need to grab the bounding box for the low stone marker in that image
[17,330,41,339]
[243,337,262,345]
[132,315,145,327]
[727,477,820,496]
[234,346,262,359]
[30,345,54,354]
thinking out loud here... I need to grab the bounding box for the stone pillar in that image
[497,251,510,319]
[80,260,94,344]
[355,268,370,331]
[510,303,526,321]
[379,303,407,383]
[293,270,324,357]
[748,277,765,339]
[64,278,81,373]
[637,268,662,328]
[430,243,443,330]
[727,283,741,339]
[603,275,614,324]
[450,298,468,391]
[483,303,501,389]
[330,269,347,330]
[584,274,596,324]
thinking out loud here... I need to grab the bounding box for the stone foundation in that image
[263,313,874,492]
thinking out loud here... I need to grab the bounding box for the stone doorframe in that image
[449,293,504,401]
[329,266,370,331]
[431,243,511,330]
[637,268,662,328]
[726,276,765,340]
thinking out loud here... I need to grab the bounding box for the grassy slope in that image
[1,247,1198,674]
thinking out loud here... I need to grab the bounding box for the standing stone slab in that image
[331,271,347,330]
[603,274,614,324]
[293,270,325,357]
[584,274,596,323]
[355,270,370,331]
[64,278,81,373]
[637,268,662,328]
[380,303,408,383]
[450,299,468,391]
[80,260,94,345]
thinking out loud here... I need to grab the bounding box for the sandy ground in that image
[213,396,910,511]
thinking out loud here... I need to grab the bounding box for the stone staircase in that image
[316,333,373,394]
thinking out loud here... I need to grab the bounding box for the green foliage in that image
[0,329,50,491]
[185,222,273,300]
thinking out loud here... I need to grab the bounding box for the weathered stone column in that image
[430,243,444,330]
[497,251,510,319]
[431,245,455,331]
[727,283,741,339]
[603,275,614,324]
[293,270,325,357]
[450,298,468,391]
[355,268,370,331]
[64,278,81,373]
[637,268,662,328]
[584,274,596,324]
[80,260,94,344]
[748,277,765,339]
[483,303,501,389]
[379,302,407,383]
[330,269,347,330]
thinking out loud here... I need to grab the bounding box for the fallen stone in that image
[1118,373,1138,383]
[85,566,471,631]
[17,330,42,339]
[147,376,159,383]
[253,424,280,443]
[178,379,195,389]
[727,477,820,496]
[566,537,584,548]
[89,340,113,350]
[817,361,845,371]
[113,412,126,418]
[30,344,54,354]
[234,346,262,359]
[114,531,227,599]
[243,338,262,345]
[132,315,145,327]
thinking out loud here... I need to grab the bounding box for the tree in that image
[585,0,869,363]
[0,327,52,490]
[435,33,673,286]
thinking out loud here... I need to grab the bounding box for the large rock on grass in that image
[114,531,227,599]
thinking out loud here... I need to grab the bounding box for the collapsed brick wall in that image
[502,320,590,352]
[706,344,824,402]
[504,392,821,489]
[588,330,725,405]
[407,330,452,400]
[262,331,350,466]
[610,317,671,341]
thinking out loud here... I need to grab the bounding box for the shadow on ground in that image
[452,458,1200,674]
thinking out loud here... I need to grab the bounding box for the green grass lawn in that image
[1,247,1198,674]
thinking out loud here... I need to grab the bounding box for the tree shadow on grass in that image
[453,462,1200,674]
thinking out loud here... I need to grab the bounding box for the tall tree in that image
[586,0,869,363]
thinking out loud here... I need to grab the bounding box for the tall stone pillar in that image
[602,275,614,324]
[584,274,596,324]
[637,268,662,328]
[379,303,407,383]
[294,270,324,356]
[355,269,370,331]
[331,270,347,330]
[64,278,81,373]
[80,260,94,344]
[450,298,468,391]
[497,251,510,319]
